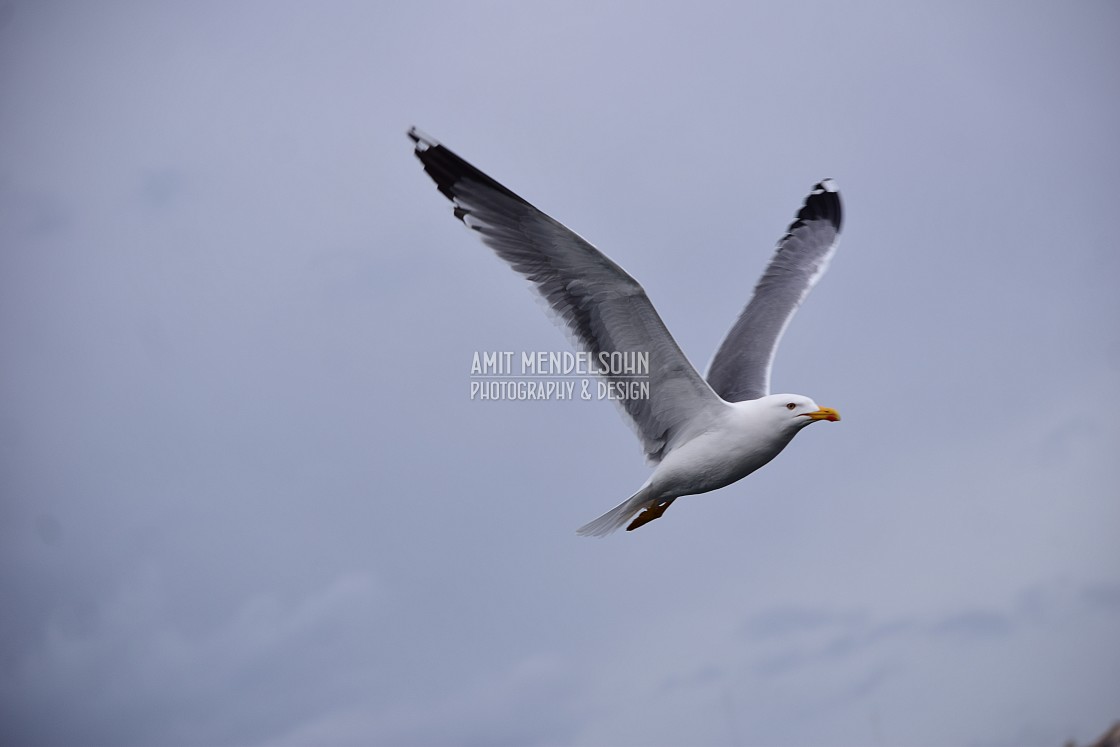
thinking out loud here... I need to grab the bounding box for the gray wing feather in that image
[409,128,724,463]
[706,180,842,402]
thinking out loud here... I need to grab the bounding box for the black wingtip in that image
[790,178,842,234]
[408,127,532,214]
[407,126,438,150]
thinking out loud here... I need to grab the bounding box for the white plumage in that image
[409,128,842,535]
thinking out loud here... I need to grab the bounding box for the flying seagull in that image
[409,128,842,536]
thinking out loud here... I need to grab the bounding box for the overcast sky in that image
[2,2,1119,746]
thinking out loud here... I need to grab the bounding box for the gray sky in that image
[2,2,1118,745]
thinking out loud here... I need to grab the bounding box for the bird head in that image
[768,394,841,429]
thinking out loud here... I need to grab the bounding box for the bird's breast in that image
[649,418,796,498]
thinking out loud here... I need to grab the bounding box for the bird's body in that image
[408,128,843,535]
[581,395,838,535]
[657,401,799,497]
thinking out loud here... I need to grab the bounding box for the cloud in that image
[1,568,382,746]
[0,187,72,238]
[138,168,189,210]
[741,604,854,640]
[1080,582,1120,615]
[261,652,581,747]
[929,609,1014,641]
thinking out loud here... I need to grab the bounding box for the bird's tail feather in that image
[576,487,653,537]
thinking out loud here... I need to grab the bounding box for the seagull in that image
[409,128,842,536]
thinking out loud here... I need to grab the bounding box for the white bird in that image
[409,128,842,535]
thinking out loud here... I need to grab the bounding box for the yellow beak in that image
[804,406,841,422]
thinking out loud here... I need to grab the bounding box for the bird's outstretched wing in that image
[409,128,724,463]
[706,180,842,402]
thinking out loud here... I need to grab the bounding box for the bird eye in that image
[785,402,796,410]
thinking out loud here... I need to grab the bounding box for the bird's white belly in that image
[647,425,796,499]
